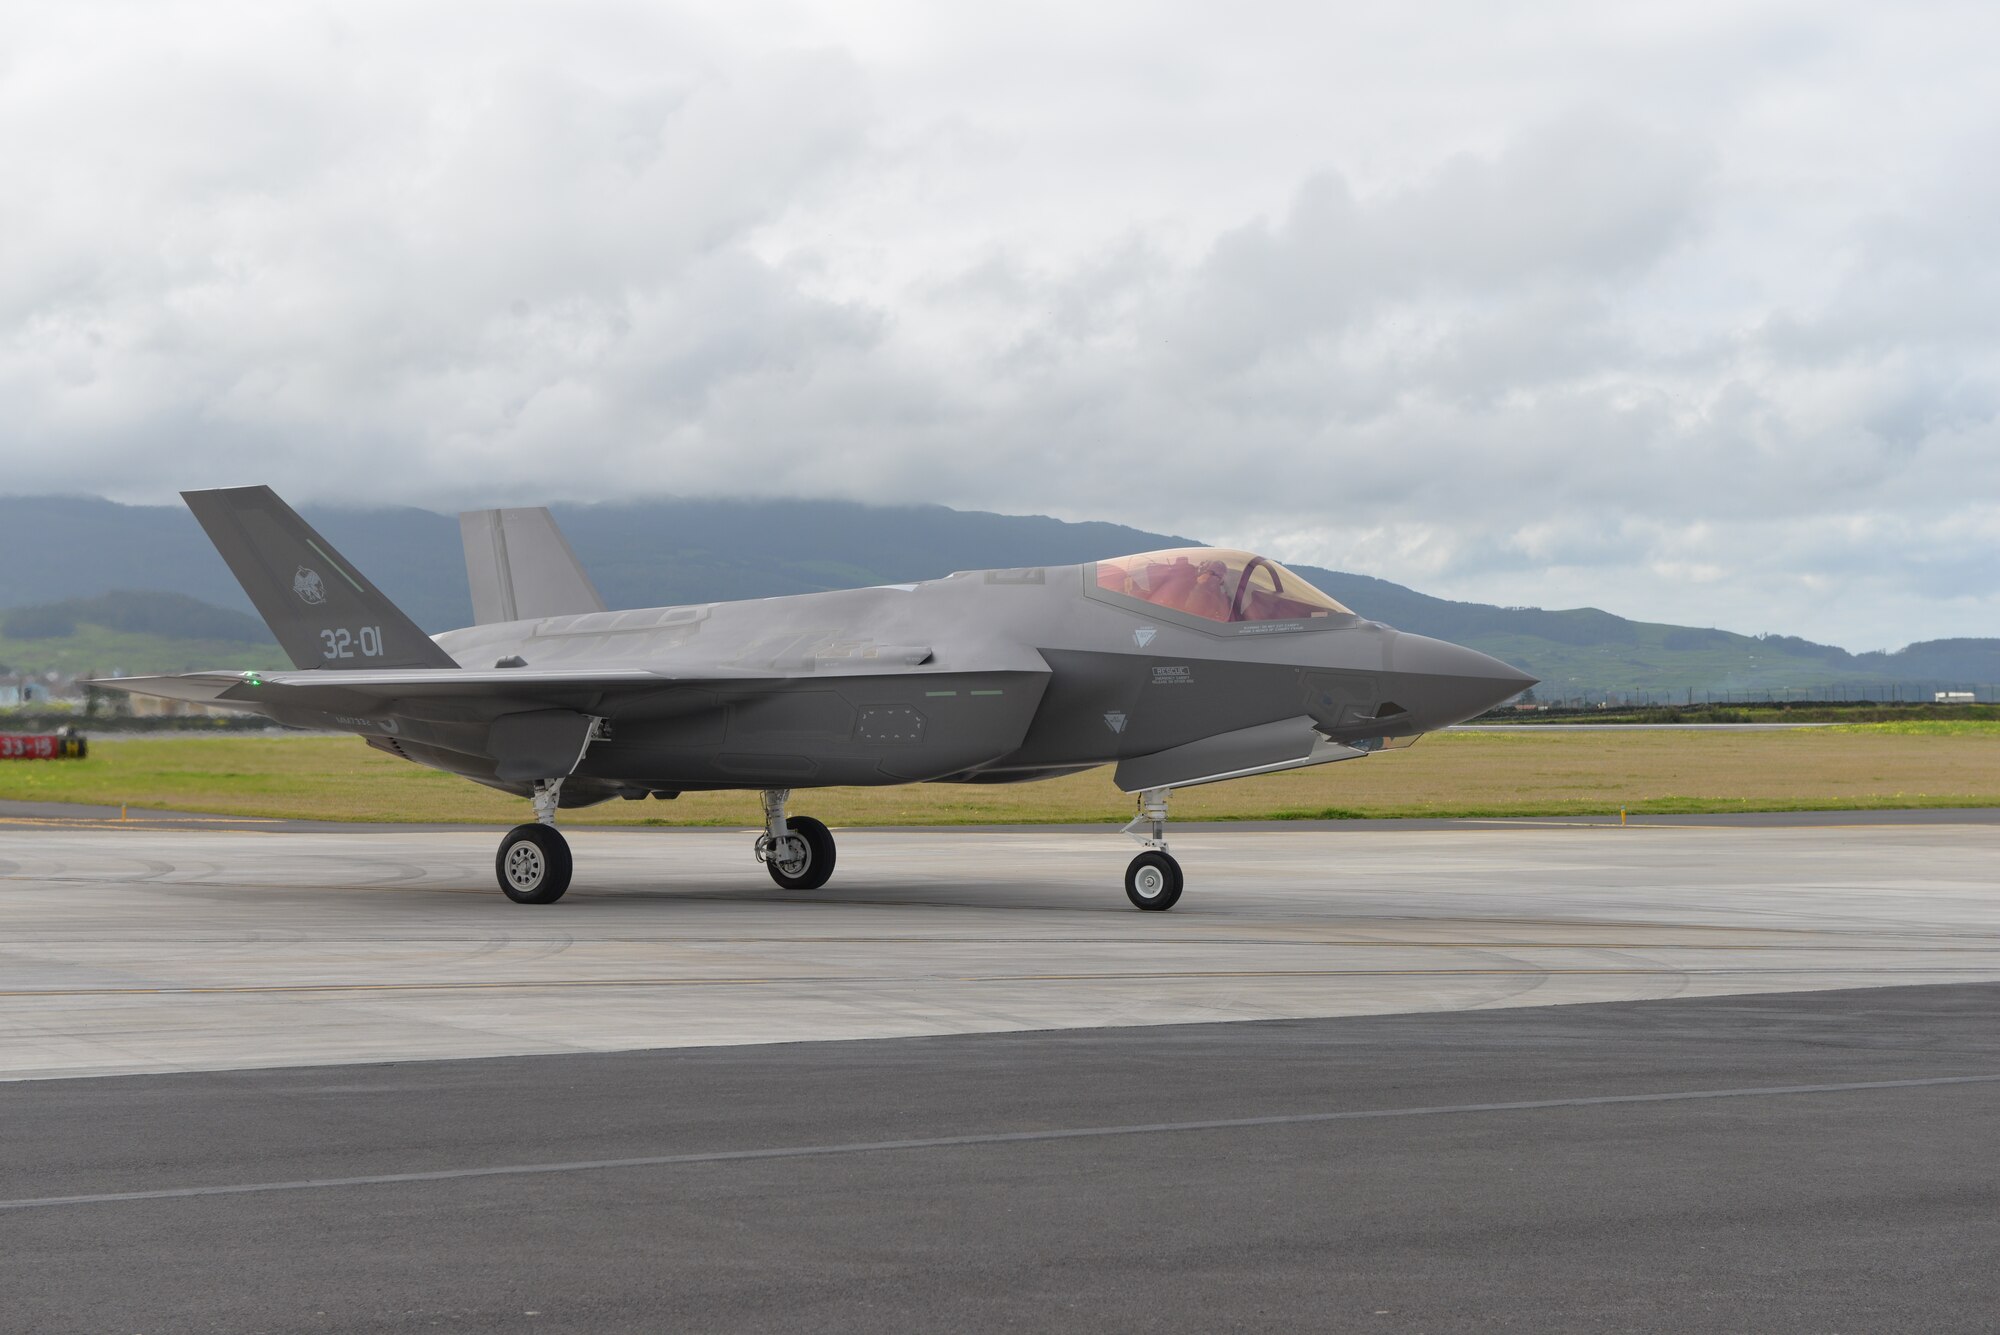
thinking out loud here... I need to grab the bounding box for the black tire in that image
[1124,850,1183,911]
[496,823,572,904]
[767,816,836,891]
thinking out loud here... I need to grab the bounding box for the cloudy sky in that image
[3,1,1995,650]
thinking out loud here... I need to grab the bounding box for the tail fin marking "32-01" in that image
[181,486,457,671]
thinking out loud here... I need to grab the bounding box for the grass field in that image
[1824,719,2000,736]
[2,727,1996,825]
[1492,704,2000,725]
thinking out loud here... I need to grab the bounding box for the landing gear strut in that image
[754,788,836,891]
[496,777,572,904]
[1121,786,1183,911]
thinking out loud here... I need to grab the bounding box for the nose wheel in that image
[1125,850,1183,910]
[1120,786,1184,910]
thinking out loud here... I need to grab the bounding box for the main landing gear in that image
[1121,786,1183,911]
[494,781,839,903]
[496,778,572,904]
[754,788,837,891]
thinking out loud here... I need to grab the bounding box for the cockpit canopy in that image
[1094,548,1352,624]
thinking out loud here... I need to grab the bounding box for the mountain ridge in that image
[0,494,1991,697]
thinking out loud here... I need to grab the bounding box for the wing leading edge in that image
[89,666,760,711]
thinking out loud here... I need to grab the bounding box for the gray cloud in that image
[1,1,1995,650]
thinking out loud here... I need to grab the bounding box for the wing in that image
[87,667,760,714]
[91,662,1052,791]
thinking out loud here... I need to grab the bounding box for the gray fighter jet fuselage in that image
[434,568,1523,794]
[98,487,1535,910]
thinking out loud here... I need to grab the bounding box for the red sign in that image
[0,734,88,759]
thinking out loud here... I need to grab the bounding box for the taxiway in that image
[3,811,1997,1081]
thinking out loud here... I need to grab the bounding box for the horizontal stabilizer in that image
[83,673,246,705]
[460,507,606,625]
[182,486,457,672]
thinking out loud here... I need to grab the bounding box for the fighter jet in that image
[96,487,1535,910]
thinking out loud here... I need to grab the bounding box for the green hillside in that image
[0,592,282,676]
[1465,630,1884,698]
[1301,570,1997,697]
[0,626,282,676]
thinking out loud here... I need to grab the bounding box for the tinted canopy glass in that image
[1095,548,1352,624]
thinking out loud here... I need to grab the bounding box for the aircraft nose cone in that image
[1388,633,1538,725]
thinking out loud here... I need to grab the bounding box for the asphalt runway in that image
[3,985,1998,1332]
[3,812,1999,1080]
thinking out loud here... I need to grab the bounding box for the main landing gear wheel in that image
[1125,850,1183,911]
[766,815,836,891]
[497,823,572,904]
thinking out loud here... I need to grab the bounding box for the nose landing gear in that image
[1122,786,1183,910]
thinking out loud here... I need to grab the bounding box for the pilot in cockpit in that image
[1148,555,1199,610]
[1127,553,1236,618]
[1097,546,1354,625]
[1182,558,1231,619]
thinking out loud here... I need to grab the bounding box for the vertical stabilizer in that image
[181,486,457,671]
[459,507,608,625]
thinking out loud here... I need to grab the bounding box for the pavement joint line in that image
[11,964,2000,997]
[4,1072,1996,1214]
[2,941,1992,953]
[0,815,285,826]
